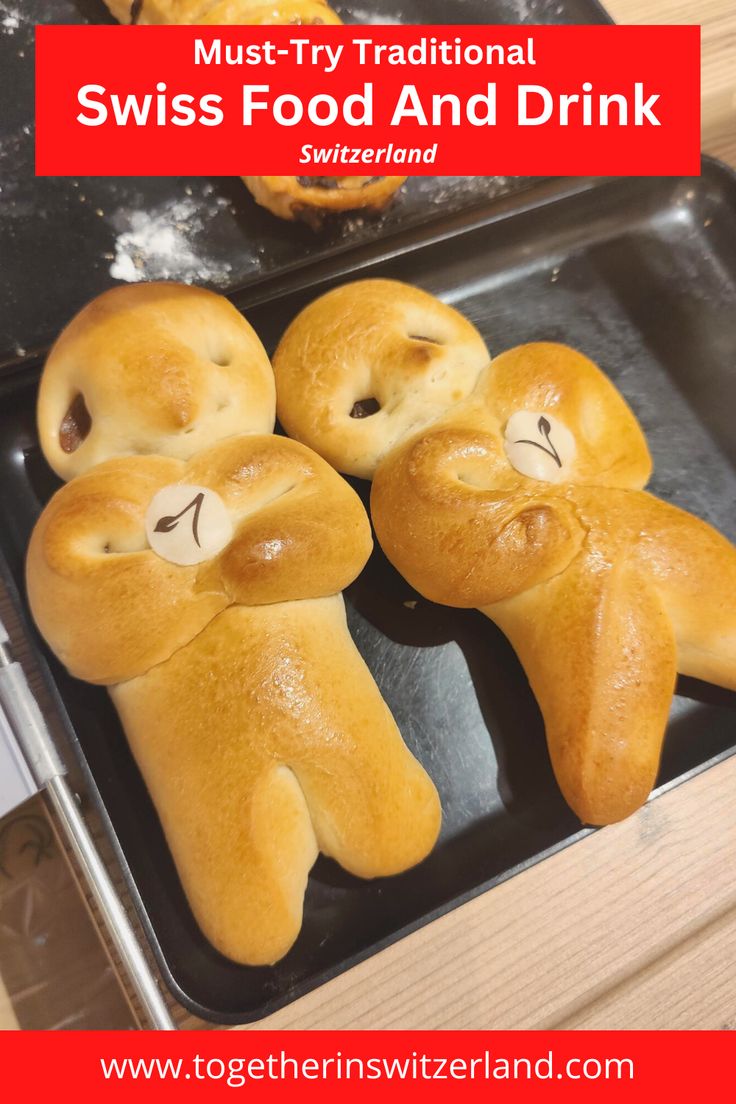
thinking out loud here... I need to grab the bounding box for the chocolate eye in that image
[59,394,92,454]
[350,398,381,419]
[409,335,443,345]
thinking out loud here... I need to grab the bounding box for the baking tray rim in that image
[5,156,736,382]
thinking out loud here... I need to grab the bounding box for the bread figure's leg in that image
[636,499,736,692]
[270,600,442,879]
[113,631,320,968]
[112,596,440,963]
[488,557,678,827]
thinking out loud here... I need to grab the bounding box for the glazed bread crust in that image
[274,279,736,826]
[28,281,441,965]
[242,177,408,224]
[28,435,441,963]
[113,596,440,964]
[105,1,342,25]
[38,282,275,481]
[274,279,492,479]
[103,4,408,222]
[27,435,373,684]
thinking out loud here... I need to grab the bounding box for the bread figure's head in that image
[38,283,276,482]
[273,280,492,480]
[274,279,652,491]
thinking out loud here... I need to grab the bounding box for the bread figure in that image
[102,3,408,224]
[273,278,736,827]
[27,282,440,965]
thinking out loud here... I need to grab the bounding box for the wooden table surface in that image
[2,0,735,1032]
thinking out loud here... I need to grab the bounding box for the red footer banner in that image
[35,25,701,177]
[1,1029,733,1099]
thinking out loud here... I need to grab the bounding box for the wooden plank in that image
[196,758,736,1030]
[557,904,736,1029]
[0,974,20,1031]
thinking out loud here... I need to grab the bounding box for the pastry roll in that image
[27,283,440,965]
[242,175,409,225]
[103,3,409,222]
[273,279,736,826]
[105,1,342,25]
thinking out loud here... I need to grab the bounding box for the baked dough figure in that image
[27,283,440,965]
[274,279,736,826]
[102,3,407,223]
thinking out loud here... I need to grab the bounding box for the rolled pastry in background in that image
[104,1,342,25]
[103,2,409,223]
[243,175,409,225]
[27,283,440,965]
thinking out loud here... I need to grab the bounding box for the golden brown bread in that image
[104,1,342,25]
[28,282,440,964]
[112,597,439,963]
[103,4,408,223]
[273,279,736,826]
[39,282,275,482]
[27,436,372,684]
[242,177,409,225]
[274,279,492,478]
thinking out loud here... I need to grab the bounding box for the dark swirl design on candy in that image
[514,415,563,469]
[154,492,205,548]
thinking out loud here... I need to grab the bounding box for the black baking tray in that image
[0,0,612,362]
[1,162,736,1023]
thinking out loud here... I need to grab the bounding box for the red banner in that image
[35,25,701,177]
[1,1029,733,1100]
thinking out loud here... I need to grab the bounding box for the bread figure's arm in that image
[27,436,371,684]
[27,457,228,685]
[492,555,678,826]
[372,425,586,608]
[190,436,374,606]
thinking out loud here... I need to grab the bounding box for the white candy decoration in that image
[503,411,576,483]
[145,484,234,567]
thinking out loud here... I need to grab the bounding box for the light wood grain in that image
[209,760,736,1030]
[609,0,736,165]
[0,973,20,1030]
